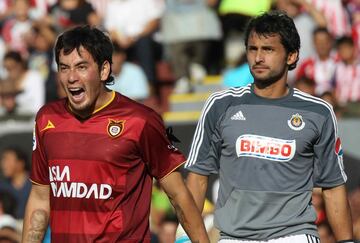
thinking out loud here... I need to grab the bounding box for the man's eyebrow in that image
[59,61,89,67]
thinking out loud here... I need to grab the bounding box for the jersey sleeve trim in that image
[158,160,186,181]
[29,178,49,186]
[186,87,251,167]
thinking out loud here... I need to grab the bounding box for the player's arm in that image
[22,183,50,243]
[322,184,353,241]
[186,172,209,213]
[159,170,210,243]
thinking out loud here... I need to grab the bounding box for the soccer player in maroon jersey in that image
[21,25,210,243]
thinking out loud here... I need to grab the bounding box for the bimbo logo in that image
[236,134,296,162]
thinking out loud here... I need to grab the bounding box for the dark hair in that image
[244,11,301,70]
[54,25,114,85]
[312,26,331,38]
[1,146,29,171]
[112,41,126,55]
[336,35,354,48]
[3,51,27,69]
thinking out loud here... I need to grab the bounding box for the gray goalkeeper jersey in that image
[185,84,347,240]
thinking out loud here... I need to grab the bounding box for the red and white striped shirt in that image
[296,55,337,95]
[309,0,351,37]
[334,60,360,104]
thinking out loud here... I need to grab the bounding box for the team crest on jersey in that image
[236,134,296,162]
[107,119,125,138]
[287,113,305,131]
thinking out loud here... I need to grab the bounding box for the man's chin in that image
[254,78,277,88]
[68,102,92,117]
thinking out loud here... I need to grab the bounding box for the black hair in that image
[312,26,331,37]
[1,146,30,171]
[112,41,126,54]
[244,10,301,70]
[3,50,27,69]
[336,35,354,48]
[54,25,114,85]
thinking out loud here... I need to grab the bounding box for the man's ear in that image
[100,61,111,81]
[287,51,299,67]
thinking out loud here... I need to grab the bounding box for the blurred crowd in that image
[0,0,360,242]
[0,0,359,117]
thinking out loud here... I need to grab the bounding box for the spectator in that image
[0,37,6,79]
[106,42,150,101]
[320,91,343,118]
[296,27,337,96]
[86,0,110,22]
[0,0,12,25]
[0,79,21,117]
[347,0,360,51]
[333,36,360,108]
[0,146,31,219]
[44,0,101,33]
[2,50,45,115]
[309,0,351,38]
[276,0,327,83]
[217,0,272,67]
[222,53,253,88]
[0,190,21,243]
[294,76,316,96]
[25,21,58,103]
[157,214,178,243]
[104,0,165,90]
[161,0,222,93]
[1,0,33,55]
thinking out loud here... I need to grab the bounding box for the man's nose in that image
[68,68,78,83]
[255,50,264,63]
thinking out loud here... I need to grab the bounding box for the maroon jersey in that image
[30,92,185,243]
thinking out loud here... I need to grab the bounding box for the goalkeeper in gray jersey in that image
[179,11,356,243]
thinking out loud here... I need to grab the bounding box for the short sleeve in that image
[313,113,347,187]
[30,118,49,185]
[185,94,222,175]
[139,112,185,180]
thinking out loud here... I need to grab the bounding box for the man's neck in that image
[253,76,289,99]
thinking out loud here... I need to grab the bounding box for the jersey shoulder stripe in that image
[293,89,338,136]
[186,86,251,167]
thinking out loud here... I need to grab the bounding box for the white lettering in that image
[50,182,112,199]
[49,166,70,182]
[76,182,87,198]
[50,182,57,196]
[236,134,296,162]
[100,184,112,199]
[86,184,98,199]
[48,164,112,199]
